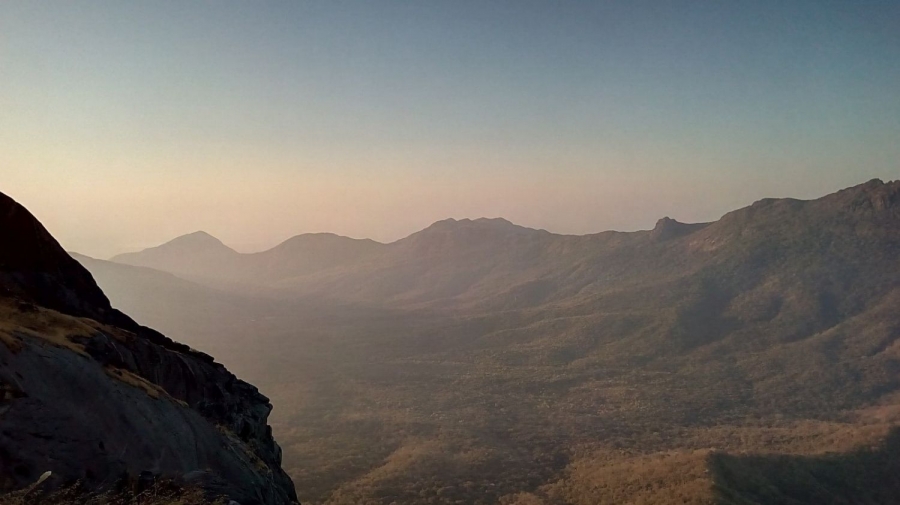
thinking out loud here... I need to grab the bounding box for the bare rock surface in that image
[0,192,297,504]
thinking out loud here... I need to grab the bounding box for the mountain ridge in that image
[74,177,900,504]
[113,178,899,263]
[110,179,899,310]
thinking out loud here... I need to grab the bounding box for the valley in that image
[79,179,900,504]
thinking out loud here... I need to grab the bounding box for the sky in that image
[1,1,899,258]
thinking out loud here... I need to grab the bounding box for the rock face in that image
[0,192,298,504]
[0,192,129,327]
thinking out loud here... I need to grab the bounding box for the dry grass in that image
[0,299,174,402]
[104,367,168,400]
[0,299,100,355]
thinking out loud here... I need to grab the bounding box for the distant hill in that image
[246,233,383,281]
[113,231,383,289]
[111,231,244,283]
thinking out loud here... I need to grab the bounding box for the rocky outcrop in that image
[0,192,298,504]
[0,192,130,327]
[649,217,709,242]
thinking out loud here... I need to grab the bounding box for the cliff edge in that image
[0,192,298,504]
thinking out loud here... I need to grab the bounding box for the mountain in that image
[112,179,900,313]
[86,179,900,504]
[343,217,561,304]
[111,231,244,283]
[113,231,384,290]
[0,193,298,504]
[247,233,383,282]
[287,179,900,313]
[110,216,605,306]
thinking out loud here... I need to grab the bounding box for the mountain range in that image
[113,178,900,316]
[69,178,900,504]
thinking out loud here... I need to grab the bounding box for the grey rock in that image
[0,191,298,504]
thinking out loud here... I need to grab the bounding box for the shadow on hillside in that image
[710,427,900,505]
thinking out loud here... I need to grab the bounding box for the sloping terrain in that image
[94,179,900,504]
[0,193,298,504]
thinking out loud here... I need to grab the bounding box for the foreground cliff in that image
[0,191,297,504]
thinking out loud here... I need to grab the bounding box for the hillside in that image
[90,179,900,504]
[68,254,279,361]
[0,193,298,504]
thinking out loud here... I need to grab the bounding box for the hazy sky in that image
[2,1,899,258]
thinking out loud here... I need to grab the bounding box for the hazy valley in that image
[5,2,898,503]
[73,179,900,504]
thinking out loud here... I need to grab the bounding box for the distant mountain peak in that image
[277,232,374,246]
[861,178,886,189]
[651,216,708,242]
[823,178,900,216]
[473,217,516,226]
[163,230,229,249]
[654,216,680,227]
[424,217,531,233]
[268,232,381,257]
[114,231,236,260]
[396,217,546,253]
[111,230,239,279]
[184,230,217,239]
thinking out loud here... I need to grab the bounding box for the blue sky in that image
[2,1,898,257]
